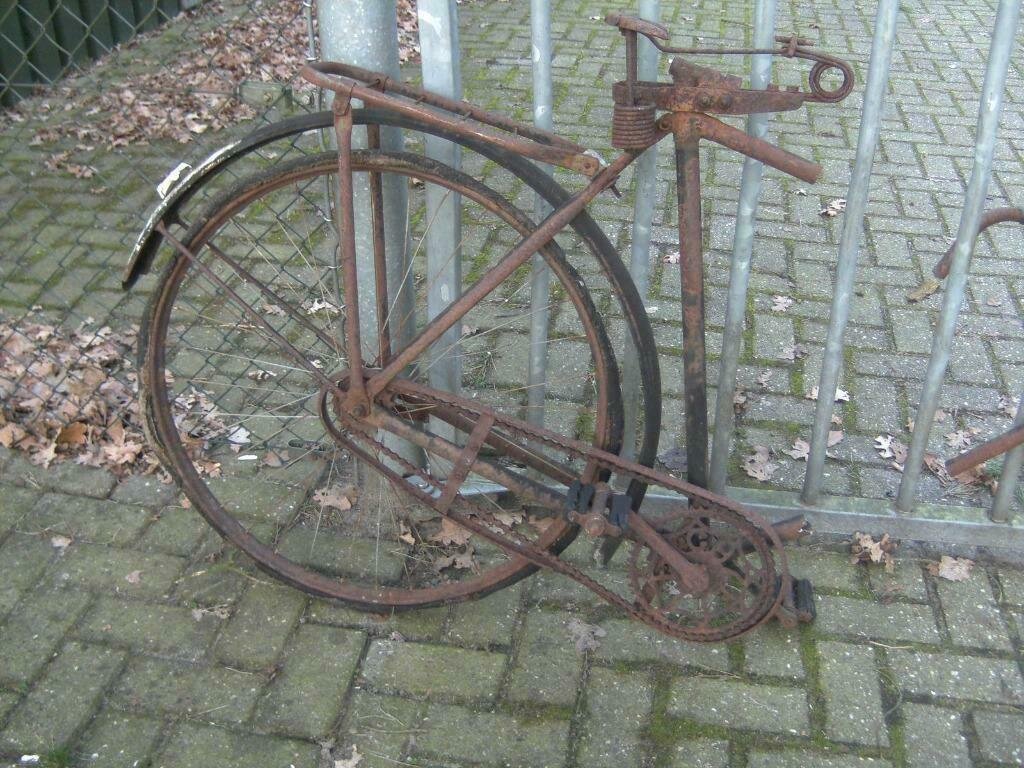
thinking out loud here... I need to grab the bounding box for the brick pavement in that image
[2,0,1024,765]
[2,446,1024,766]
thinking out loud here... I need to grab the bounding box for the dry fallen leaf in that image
[805,386,850,403]
[827,430,844,447]
[944,430,974,450]
[784,438,810,461]
[733,389,748,414]
[433,545,478,573]
[430,517,473,547]
[567,618,606,653]
[398,523,416,546]
[334,745,362,768]
[663,251,681,265]
[755,370,772,390]
[998,395,1018,419]
[927,555,973,582]
[50,535,72,551]
[850,531,897,572]
[743,445,776,482]
[771,295,794,313]
[125,570,142,585]
[314,485,357,512]
[906,277,941,303]
[819,198,846,217]
[874,434,908,470]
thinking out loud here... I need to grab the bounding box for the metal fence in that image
[1,0,1022,544]
[0,0,201,106]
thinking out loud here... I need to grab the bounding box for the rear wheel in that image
[140,150,644,608]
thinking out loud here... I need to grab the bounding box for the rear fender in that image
[121,112,333,289]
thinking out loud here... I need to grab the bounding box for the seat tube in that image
[673,117,709,487]
[333,101,370,413]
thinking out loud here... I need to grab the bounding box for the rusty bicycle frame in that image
[142,13,856,641]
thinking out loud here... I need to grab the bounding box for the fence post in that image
[801,0,899,505]
[619,0,660,462]
[526,0,553,430]
[418,0,463,444]
[707,0,776,492]
[896,0,1022,512]
[990,391,1024,522]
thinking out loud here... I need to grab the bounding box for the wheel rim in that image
[142,151,623,607]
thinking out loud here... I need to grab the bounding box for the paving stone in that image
[214,582,306,670]
[447,582,522,648]
[2,457,118,498]
[108,475,180,507]
[997,567,1024,607]
[818,641,888,747]
[667,739,730,768]
[305,600,447,641]
[747,752,893,768]
[256,624,365,738]
[902,703,970,768]
[867,560,929,603]
[155,721,318,768]
[173,561,249,607]
[578,667,653,768]
[667,678,809,736]
[754,314,795,361]
[507,609,584,707]
[413,700,570,767]
[339,691,423,768]
[361,639,506,703]
[202,476,306,524]
[786,549,867,594]
[49,543,185,598]
[75,711,164,767]
[593,618,731,673]
[111,656,262,724]
[0,641,126,753]
[936,572,1012,650]
[0,484,40,531]
[137,506,210,556]
[27,494,150,545]
[78,595,222,662]
[742,623,804,680]
[0,533,54,617]
[972,709,1024,764]
[0,587,92,684]
[888,649,1024,703]
[813,595,940,644]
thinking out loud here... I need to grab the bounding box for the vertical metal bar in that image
[317,0,421,465]
[674,123,709,488]
[708,0,776,492]
[991,391,1024,522]
[419,0,463,444]
[526,0,553,429]
[619,0,660,461]
[897,0,1022,511]
[801,0,900,505]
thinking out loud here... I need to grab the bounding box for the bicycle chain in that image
[333,381,783,641]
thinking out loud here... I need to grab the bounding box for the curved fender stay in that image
[121,112,334,290]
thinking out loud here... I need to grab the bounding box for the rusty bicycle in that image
[123,14,853,642]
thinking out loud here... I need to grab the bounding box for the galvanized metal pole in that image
[801,0,899,505]
[991,390,1024,522]
[707,0,776,492]
[316,0,411,352]
[419,0,462,444]
[896,0,1022,512]
[317,0,421,466]
[619,0,660,461]
[526,0,553,429]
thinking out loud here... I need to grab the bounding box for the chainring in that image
[628,498,784,642]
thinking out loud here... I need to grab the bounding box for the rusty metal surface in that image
[132,14,855,642]
[933,206,1024,278]
[946,422,1024,476]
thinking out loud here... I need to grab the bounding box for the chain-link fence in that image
[0,0,346,473]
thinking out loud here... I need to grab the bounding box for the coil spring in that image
[611,103,657,149]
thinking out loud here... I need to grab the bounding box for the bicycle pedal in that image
[773,576,816,628]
